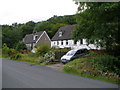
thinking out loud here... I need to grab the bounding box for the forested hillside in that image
[2,15,76,48]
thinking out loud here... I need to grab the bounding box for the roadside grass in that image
[0,48,2,58]
[2,53,46,65]
[63,70,120,85]
[63,53,120,85]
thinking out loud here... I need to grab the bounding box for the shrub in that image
[8,48,17,56]
[44,51,55,61]
[2,43,11,55]
[15,41,27,51]
[36,44,50,56]
[53,48,71,60]
[63,56,94,75]
[93,54,120,75]
[64,52,120,76]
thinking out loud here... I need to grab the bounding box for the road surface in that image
[2,58,119,88]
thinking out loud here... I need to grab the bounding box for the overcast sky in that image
[0,0,78,25]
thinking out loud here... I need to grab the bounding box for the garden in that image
[2,42,70,65]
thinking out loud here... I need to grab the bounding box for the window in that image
[80,39,83,44]
[66,50,76,56]
[33,35,38,40]
[74,41,77,45]
[66,40,68,45]
[61,41,63,45]
[76,50,81,54]
[57,41,59,45]
[59,32,62,37]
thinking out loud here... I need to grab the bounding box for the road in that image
[2,58,119,88]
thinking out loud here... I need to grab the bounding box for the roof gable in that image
[52,25,75,41]
[23,31,44,44]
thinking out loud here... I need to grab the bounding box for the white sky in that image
[0,0,78,25]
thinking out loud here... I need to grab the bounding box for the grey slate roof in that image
[23,31,44,44]
[52,25,75,41]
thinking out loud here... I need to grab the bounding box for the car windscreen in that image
[66,50,76,56]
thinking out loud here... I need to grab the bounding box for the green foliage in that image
[44,51,55,60]
[52,48,71,60]
[27,52,39,57]
[0,26,2,48]
[73,2,120,56]
[2,21,35,48]
[93,54,120,75]
[19,21,35,37]
[53,48,71,52]
[64,55,93,74]
[64,52,120,75]
[10,53,22,60]
[16,53,45,64]
[15,41,27,51]
[36,44,50,56]
[2,25,22,48]
[2,43,11,55]
[47,15,77,25]
[63,52,120,84]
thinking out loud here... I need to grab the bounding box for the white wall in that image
[51,39,100,50]
[26,44,32,50]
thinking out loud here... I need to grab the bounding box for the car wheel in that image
[62,62,66,64]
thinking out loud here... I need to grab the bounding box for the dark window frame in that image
[61,40,63,45]
[66,40,68,45]
[57,41,59,45]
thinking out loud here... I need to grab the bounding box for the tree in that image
[47,15,77,24]
[2,25,22,48]
[72,2,120,56]
[19,21,35,37]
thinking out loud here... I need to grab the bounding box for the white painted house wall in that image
[26,44,32,50]
[51,39,101,50]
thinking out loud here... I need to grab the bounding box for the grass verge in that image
[63,53,120,85]
[63,70,120,85]
[2,53,45,65]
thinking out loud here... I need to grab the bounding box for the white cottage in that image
[51,25,100,50]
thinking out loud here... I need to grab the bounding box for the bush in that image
[63,56,94,75]
[93,54,120,75]
[15,41,27,51]
[2,43,11,56]
[64,52,120,76]
[36,44,50,56]
[53,48,71,60]
[44,51,55,61]
[8,48,17,56]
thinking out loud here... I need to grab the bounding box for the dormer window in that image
[33,35,38,40]
[59,31,62,37]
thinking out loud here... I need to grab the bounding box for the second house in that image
[23,31,51,52]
